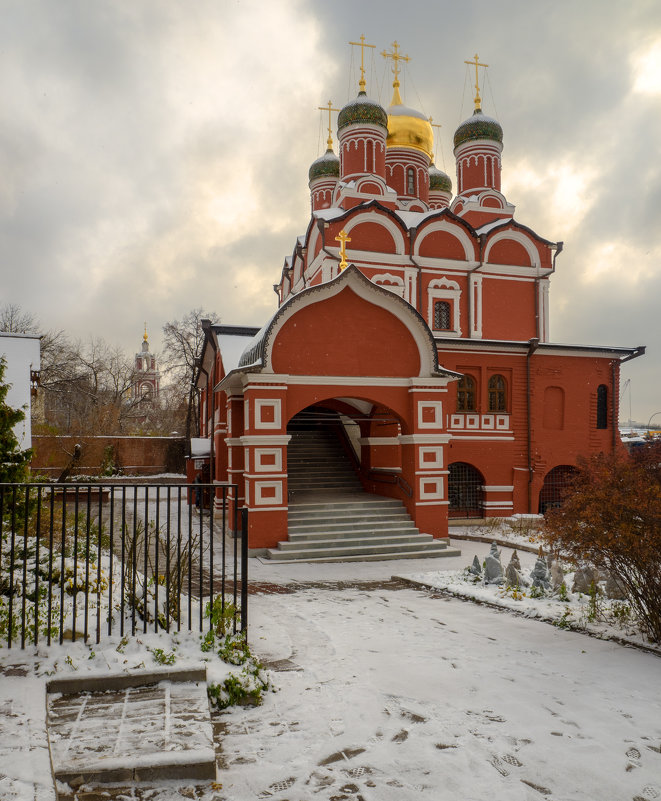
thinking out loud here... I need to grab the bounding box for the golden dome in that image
[386,84,433,159]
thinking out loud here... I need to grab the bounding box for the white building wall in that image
[0,333,41,450]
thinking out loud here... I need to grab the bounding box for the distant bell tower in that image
[132,324,160,400]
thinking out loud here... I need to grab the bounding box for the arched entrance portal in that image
[448,462,484,518]
[539,465,577,514]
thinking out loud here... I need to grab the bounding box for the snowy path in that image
[217,583,661,801]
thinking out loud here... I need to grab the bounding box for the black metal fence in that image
[0,482,248,649]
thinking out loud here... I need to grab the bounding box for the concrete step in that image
[289,520,419,536]
[288,510,412,526]
[281,533,433,549]
[289,497,404,513]
[263,540,461,563]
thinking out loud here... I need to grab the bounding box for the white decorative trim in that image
[481,415,494,429]
[428,277,462,336]
[254,398,282,430]
[254,480,283,506]
[419,476,444,500]
[254,448,283,473]
[482,501,514,508]
[343,211,407,256]
[400,434,451,444]
[245,505,289,513]
[414,220,475,261]
[469,273,483,338]
[415,500,450,506]
[239,435,291,446]
[482,485,514,492]
[244,472,287,480]
[359,437,399,445]
[373,272,405,298]
[485,229,541,269]
[419,446,443,469]
[449,435,515,441]
[418,401,443,429]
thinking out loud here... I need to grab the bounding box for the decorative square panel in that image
[418,401,443,429]
[254,399,282,430]
[420,476,444,500]
[419,447,443,469]
[481,415,494,429]
[254,481,282,505]
[254,448,282,473]
[466,414,479,429]
[496,414,509,429]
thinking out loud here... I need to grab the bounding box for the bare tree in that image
[162,308,220,441]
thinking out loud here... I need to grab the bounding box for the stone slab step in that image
[265,539,454,561]
[289,521,420,537]
[260,545,462,564]
[289,498,404,512]
[278,533,433,550]
[288,511,412,526]
[46,666,215,787]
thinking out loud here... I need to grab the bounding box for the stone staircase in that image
[261,410,460,563]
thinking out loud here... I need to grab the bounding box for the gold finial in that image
[349,35,376,93]
[382,40,410,105]
[464,53,488,111]
[143,322,148,342]
[429,116,442,163]
[335,229,351,271]
[318,100,340,150]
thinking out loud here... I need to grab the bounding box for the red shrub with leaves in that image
[543,441,661,642]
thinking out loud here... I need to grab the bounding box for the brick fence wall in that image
[31,435,186,477]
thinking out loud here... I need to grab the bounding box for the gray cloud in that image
[1,0,659,421]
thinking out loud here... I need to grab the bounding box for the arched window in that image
[597,384,608,429]
[407,167,415,195]
[539,465,578,514]
[457,375,476,411]
[448,462,484,518]
[366,139,373,172]
[488,374,507,412]
[433,300,451,330]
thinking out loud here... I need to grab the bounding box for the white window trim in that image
[428,277,462,336]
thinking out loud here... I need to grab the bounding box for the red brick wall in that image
[31,435,186,477]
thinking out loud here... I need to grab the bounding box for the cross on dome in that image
[382,40,410,105]
[349,35,376,93]
[464,53,489,111]
[318,100,340,150]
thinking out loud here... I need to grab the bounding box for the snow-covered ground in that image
[1,539,660,800]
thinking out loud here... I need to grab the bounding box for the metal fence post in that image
[241,505,248,634]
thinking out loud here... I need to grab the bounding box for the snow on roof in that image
[190,438,210,457]
[314,208,345,221]
[218,331,260,373]
[475,219,509,235]
[394,209,437,229]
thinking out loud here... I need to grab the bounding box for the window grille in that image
[539,465,578,514]
[448,462,484,518]
[457,375,476,411]
[488,374,507,411]
[434,300,451,330]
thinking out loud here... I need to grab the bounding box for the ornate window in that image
[597,384,608,429]
[457,375,476,411]
[433,300,451,330]
[407,167,415,195]
[428,277,461,336]
[488,374,507,412]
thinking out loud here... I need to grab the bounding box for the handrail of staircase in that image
[367,468,413,498]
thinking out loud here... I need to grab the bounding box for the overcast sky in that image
[1,0,660,422]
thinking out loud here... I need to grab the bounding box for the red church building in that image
[194,46,644,560]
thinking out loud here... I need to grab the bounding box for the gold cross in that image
[349,35,375,92]
[335,229,351,271]
[429,117,442,163]
[381,40,410,89]
[464,53,488,111]
[318,101,340,149]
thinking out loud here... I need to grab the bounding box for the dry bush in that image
[543,442,661,642]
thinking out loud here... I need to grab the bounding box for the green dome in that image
[338,92,388,132]
[429,165,452,193]
[454,109,503,149]
[309,148,340,182]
